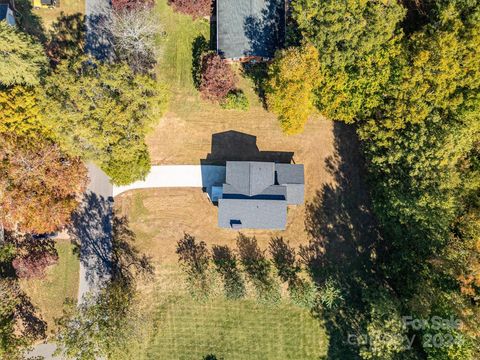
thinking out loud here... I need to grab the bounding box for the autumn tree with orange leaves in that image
[0,136,88,234]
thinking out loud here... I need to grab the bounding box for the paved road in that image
[113,165,226,196]
[76,164,113,303]
[85,0,112,60]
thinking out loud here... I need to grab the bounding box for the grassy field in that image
[145,297,327,359]
[19,239,79,336]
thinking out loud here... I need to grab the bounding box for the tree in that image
[0,21,48,87]
[266,44,321,134]
[354,2,480,358]
[0,279,46,359]
[168,0,212,18]
[0,135,88,234]
[290,0,405,123]
[11,234,58,279]
[176,233,212,300]
[212,245,246,299]
[0,86,47,137]
[55,282,138,360]
[236,233,280,303]
[199,53,237,102]
[42,59,169,185]
[104,6,161,73]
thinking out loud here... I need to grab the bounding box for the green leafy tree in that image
[0,85,48,137]
[55,282,137,360]
[0,22,48,86]
[291,0,405,123]
[266,44,320,134]
[42,59,169,185]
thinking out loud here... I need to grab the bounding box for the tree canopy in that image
[0,135,87,234]
[42,59,169,185]
[266,44,320,134]
[291,0,405,123]
[0,22,48,87]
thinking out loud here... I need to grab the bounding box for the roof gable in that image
[226,161,274,196]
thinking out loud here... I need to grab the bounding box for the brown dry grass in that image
[116,102,336,265]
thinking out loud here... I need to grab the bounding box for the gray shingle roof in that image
[218,198,287,229]
[216,0,285,59]
[226,161,275,196]
[218,161,304,229]
[275,164,304,204]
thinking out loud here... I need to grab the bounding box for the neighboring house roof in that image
[216,0,285,59]
[0,3,15,26]
[218,161,304,229]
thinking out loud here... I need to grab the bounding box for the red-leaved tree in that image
[199,53,237,101]
[11,234,59,279]
[168,0,212,18]
[0,136,88,234]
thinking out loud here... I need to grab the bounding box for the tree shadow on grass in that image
[241,62,268,108]
[301,122,385,359]
[47,12,86,65]
[69,192,154,294]
[0,233,48,348]
[14,0,47,42]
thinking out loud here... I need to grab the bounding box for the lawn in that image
[19,239,79,337]
[112,2,335,358]
[145,297,328,360]
[33,0,84,28]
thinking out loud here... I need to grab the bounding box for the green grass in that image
[146,297,327,360]
[132,265,328,360]
[20,239,79,336]
[156,0,210,94]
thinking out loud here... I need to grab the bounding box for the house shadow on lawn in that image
[302,122,386,359]
[201,130,294,165]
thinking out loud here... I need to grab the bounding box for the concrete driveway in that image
[113,165,226,196]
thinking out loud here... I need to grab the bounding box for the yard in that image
[19,239,79,336]
[33,0,84,28]
[114,0,342,358]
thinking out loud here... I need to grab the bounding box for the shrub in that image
[288,278,317,309]
[319,278,343,309]
[268,237,300,282]
[220,90,249,111]
[168,0,212,18]
[11,235,58,279]
[199,53,237,102]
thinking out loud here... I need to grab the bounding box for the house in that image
[0,1,16,26]
[216,0,285,61]
[216,161,304,229]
